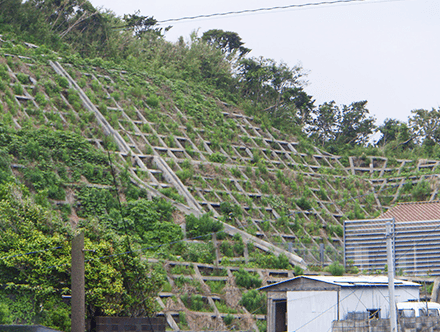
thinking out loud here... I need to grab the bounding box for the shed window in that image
[428,309,439,317]
[398,309,415,318]
[368,309,380,319]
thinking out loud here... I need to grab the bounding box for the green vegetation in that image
[233,268,262,289]
[326,262,345,276]
[0,182,164,328]
[240,289,267,315]
[185,213,223,238]
[1,2,440,329]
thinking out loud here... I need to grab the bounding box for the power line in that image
[157,0,402,24]
[46,232,218,269]
[0,246,63,260]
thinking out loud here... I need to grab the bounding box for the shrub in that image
[13,82,23,95]
[233,268,262,289]
[185,213,223,238]
[176,169,193,182]
[181,242,216,264]
[16,72,29,84]
[240,289,266,314]
[208,152,227,163]
[56,75,69,89]
[224,313,234,325]
[294,265,304,276]
[178,311,189,330]
[159,187,185,204]
[257,320,267,332]
[412,180,430,201]
[0,303,13,324]
[233,234,244,256]
[205,280,225,294]
[146,94,159,107]
[326,261,345,276]
[215,300,237,314]
[34,92,47,106]
[296,196,312,210]
[181,294,204,311]
[272,253,291,269]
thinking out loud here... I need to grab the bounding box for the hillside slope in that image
[1,36,439,330]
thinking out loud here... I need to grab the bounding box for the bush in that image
[146,94,159,107]
[326,261,345,276]
[208,152,227,163]
[0,303,13,324]
[220,241,234,257]
[240,289,266,314]
[233,268,262,289]
[16,72,29,84]
[178,311,189,330]
[224,313,234,325]
[181,242,216,264]
[272,253,291,269]
[182,294,205,311]
[185,213,223,238]
[293,265,304,276]
[56,75,69,89]
[412,180,430,201]
[206,280,225,294]
[256,320,267,332]
[296,196,312,210]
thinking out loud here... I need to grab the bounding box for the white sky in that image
[89,0,440,126]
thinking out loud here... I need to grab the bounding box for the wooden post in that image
[72,232,85,332]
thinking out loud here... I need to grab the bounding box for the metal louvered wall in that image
[345,218,440,276]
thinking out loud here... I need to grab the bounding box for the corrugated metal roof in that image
[380,201,440,222]
[260,275,420,291]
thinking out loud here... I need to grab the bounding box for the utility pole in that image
[72,232,85,332]
[386,222,397,332]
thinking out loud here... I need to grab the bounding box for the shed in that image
[260,275,420,332]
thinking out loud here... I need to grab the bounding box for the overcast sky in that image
[89,0,440,126]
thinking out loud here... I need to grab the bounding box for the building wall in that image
[287,290,338,332]
[339,286,419,319]
[286,286,419,332]
[267,291,287,332]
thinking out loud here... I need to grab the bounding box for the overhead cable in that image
[157,0,402,24]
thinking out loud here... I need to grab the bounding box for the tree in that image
[408,108,440,145]
[238,57,274,104]
[282,87,315,128]
[309,101,340,146]
[201,29,250,59]
[376,118,413,149]
[377,118,403,145]
[238,56,308,133]
[122,11,170,39]
[335,101,376,146]
[0,182,166,327]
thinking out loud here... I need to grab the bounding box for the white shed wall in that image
[287,291,338,332]
[339,286,419,319]
[286,287,419,332]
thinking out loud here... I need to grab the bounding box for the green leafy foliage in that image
[181,242,216,264]
[208,152,227,163]
[0,303,13,324]
[240,289,266,314]
[233,268,262,289]
[326,261,345,276]
[185,213,223,238]
[0,182,165,328]
[223,313,234,325]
